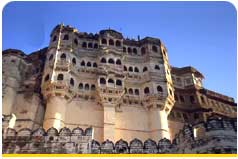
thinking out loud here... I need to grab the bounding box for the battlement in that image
[2,116,237,154]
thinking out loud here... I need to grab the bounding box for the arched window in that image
[141,47,146,55]
[74,39,78,45]
[52,36,57,42]
[157,86,163,92]
[93,62,97,68]
[108,58,115,64]
[108,79,114,84]
[116,40,121,47]
[88,43,93,48]
[79,83,83,90]
[57,74,64,80]
[143,67,148,72]
[101,58,106,63]
[127,48,132,54]
[91,84,96,90]
[116,59,121,65]
[129,88,133,95]
[129,66,133,72]
[81,61,85,66]
[135,89,139,95]
[124,66,127,71]
[85,84,89,90]
[44,74,50,82]
[102,38,107,45]
[155,65,160,70]
[134,67,139,73]
[133,48,137,54]
[60,53,66,60]
[87,62,91,67]
[72,58,76,65]
[180,96,185,102]
[63,34,69,40]
[116,80,122,86]
[82,42,87,48]
[144,87,150,94]
[94,43,98,49]
[49,54,53,61]
[123,47,126,53]
[162,50,166,57]
[70,78,74,86]
[109,39,114,45]
[152,45,158,52]
[100,78,106,84]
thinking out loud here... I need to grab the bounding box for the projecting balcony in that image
[55,60,70,71]
[97,64,123,74]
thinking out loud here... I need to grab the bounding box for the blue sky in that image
[2,1,237,101]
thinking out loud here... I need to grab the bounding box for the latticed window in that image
[63,34,69,40]
[144,87,150,94]
[116,40,121,47]
[100,78,106,84]
[109,39,114,45]
[152,45,158,52]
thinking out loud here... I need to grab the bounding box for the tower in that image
[41,24,77,130]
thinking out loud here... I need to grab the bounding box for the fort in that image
[2,24,237,153]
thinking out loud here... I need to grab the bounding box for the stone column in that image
[150,108,170,140]
[43,96,67,131]
[103,104,115,141]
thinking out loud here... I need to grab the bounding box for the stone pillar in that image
[103,104,115,141]
[43,96,67,131]
[150,108,170,140]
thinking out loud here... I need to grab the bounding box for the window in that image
[109,39,114,45]
[183,113,188,121]
[129,88,133,95]
[123,47,126,53]
[82,42,87,48]
[79,83,83,90]
[93,62,97,68]
[190,96,195,104]
[133,48,137,54]
[108,79,114,84]
[52,36,57,42]
[74,39,78,45]
[124,66,127,71]
[91,84,96,90]
[57,74,64,80]
[144,87,150,94]
[141,47,146,55]
[200,96,205,103]
[135,89,139,95]
[81,61,85,66]
[129,67,133,72]
[143,67,148,72]
[85,84,89,90]
[108,58,115,64]
[116,59,121,65]
[60,53,66,60]
[102,38,107,45]
[63,34,69,40]
[152,45,158,52]
[101,58,106,63]
[87,62,91,67]
[127,48,132,54]
[174,94,178,101]
[88,43,93,48]
[155,65,160,70]
[157,86,163,92]
[194,113,199,119]
[94,43,98,49]
[134,67,139,73]
[179,95,185,102]
[44,74,50,82]
[116,80,122,86]
[70,78,74,86]
[100,78,106,84]
[72,58,76,65]
[116,40,121,47]
[49,54,53,61]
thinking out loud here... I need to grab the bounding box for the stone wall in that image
[3,116,237,154]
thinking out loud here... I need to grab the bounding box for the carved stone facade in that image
[2,24,237,153]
